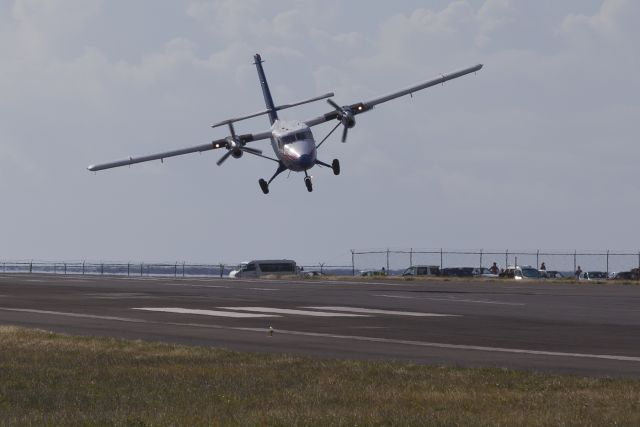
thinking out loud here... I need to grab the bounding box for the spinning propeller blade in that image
[327,99,355,143]
[216,150,234,166]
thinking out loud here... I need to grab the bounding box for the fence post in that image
[29,261,32,274]
[82,261,85,275]
[64,263,67,275]
[182,262,185,278]
[606,250,609,278]
[573,250,577,273]
[351,250,355,277]
[479,249,483,269]
[536,249,539,270]
[174,263,177,278]
[320,263,324,274]
[219,264,224,279]
[637,251,639,281]
[386,249,390,273]
[440,248,443,270]
[140,263,143,276]
[505,249,508,269]
[127,263,130,277]
[409,248,413,267]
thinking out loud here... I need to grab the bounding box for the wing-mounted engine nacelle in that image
[341,108,356,129]
[224,137,243,159]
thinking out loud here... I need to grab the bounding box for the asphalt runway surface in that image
[1,273,639,377]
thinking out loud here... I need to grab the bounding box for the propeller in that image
[217,123,262,166]
[327,99,356,142]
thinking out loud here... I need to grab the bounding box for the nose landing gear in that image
[304,171,313,192]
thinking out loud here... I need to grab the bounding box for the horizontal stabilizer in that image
[211,92,334,128]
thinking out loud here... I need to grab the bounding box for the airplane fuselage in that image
[271,120,317,172]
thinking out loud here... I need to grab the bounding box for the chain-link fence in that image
[350,249,640,277]
[2,251,639,278]
[0,261,353,278]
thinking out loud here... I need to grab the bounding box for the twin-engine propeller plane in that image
[88,54,482,194]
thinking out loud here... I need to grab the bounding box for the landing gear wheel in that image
[304,176,313,192]
[332,159,340,176]
[259,178,269,194]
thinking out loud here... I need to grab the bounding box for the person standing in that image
[575,265,583,279]
[489,262,499,275]
[539,262,546,271]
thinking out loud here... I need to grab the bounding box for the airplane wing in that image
[87,130,272,172]
[305,64,483,128]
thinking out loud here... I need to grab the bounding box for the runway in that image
[1,274,639,377]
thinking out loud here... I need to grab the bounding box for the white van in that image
[233,259,297,278]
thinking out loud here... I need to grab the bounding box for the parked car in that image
[302,270,325,277]
[501,265,540,280]
[441,267,474,277]
[580,271,608,280]
[514,266,541,280]
[228,262,248,278]
[402,265,440,277]
[613,269,639,280]
[361,270,387,277]
[473,267,498,278]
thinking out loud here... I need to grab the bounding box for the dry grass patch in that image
[0,326,639,426]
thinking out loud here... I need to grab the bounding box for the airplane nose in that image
[298,154,314,168]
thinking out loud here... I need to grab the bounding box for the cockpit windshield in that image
[281,130,312,144]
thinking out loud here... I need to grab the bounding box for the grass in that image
[1,326,639,426]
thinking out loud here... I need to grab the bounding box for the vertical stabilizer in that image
[254,54,278,125]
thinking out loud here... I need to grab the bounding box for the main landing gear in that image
[331,159,340,175]
[259,178,269,194]
[258,158,340,194]
[259,162,287,194]
[315,158,340,176]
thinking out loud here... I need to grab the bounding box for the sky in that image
[0,0,638,266]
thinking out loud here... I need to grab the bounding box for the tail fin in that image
[254,54,278,125]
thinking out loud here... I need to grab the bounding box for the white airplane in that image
[88,54,483,194]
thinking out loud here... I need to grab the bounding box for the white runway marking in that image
[0,307,148,323]
[304,306,458,317]
[375,294,525,306]
[1,307,639,363]
[219,307,368,317]
[249,328,640,363]
[161,283,229,289]
[133,308,278,318]
[249,288,279,291]
[84,293,152,299]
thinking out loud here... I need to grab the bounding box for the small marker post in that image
[269,326,274,337]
